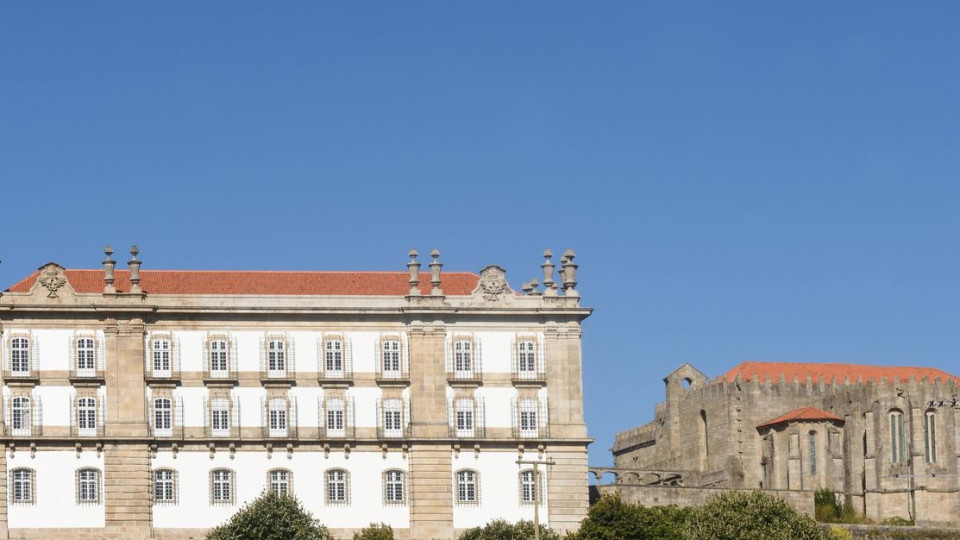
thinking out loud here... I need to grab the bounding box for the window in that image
[382,340,400,374]
[518,340,536,374]
[211,469,234,505]
[269,398,288,437]
[268,469,291,496]
[808,431,817,475]
[326,469,349,505]
[211,398,230,437]
[152,338,171,377]
[324,340,343,375]
[519,399,539,439]
[519,469,542,505]
[11,468,35,505]
[78,397,97,436]
[382,398,403,438]
[209,340,228,375]
[154,469,176,504]
[76,338,96,376]
[268,339,286,375]
[326,399,345,438]
[924,410,937,464]
[384,470,405,505]
[76,468,101,504]
[456,469,478,504]
[11,337,30,374]
[890,410,905,463]
[455,399,474,438]
[454,340,472,375]
[154,398,172,437]
[11,396,31,436]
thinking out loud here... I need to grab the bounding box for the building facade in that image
[0,247,591,539]
[609,362,960,527]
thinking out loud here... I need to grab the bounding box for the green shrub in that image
[815,489,843,522]
[828,525,853,540]
[353,523,394,540]
[457,519,559,540]
[206,490,331,540]
[570,493,691,540]
[685,490,832,540]
[880,516,915,526]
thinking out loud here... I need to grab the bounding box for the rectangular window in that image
[209,340,228,376]
[326,399,345,438]
[382,340,400,374]
[11,337,30,375]
[211,469,233,504]
[518,340,536,374]
[325,340,343,376]
[520,400,539,439]
[384,470,405,504]
[383,399,403,438]
[268,340,286,376]
[457,470,478,504]
[924,411,937,463]
[154,470,175,504]
[77,469,100,504]
[269,399,287,437]
[808,432,817,475]
[12,469,34,505]
[455,399,474,438]
[152,339,171,377]
[154,398,172,437]
[454,340,473,375]
[326,470,348,504]
[269,470,291,496]
[78,397,98,436]
[76,338,96,376]
[211,399,230,437]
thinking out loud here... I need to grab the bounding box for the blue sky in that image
[2,3,959,466]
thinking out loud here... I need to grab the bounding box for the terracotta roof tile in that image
[724,361,959,385]
[758,406,844,429]
[5,269,479,296]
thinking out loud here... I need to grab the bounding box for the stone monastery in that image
[0,246,591,539]
[611,361,960,527]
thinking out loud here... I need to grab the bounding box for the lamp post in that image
[517,458,555,540]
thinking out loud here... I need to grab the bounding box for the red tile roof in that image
[724,361,959,384]
[5,269,479,296]
[758,406,844,429]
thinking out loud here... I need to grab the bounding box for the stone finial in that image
[128,245,142,294]
[541,249,558,297]
[521,277,541,296]
[103,245,116,294]
[407,249,421,296]
[561,248,578,297]
[429,249,443,296]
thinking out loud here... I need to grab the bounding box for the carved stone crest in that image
[38,264,68,298]
[476,265,511,302]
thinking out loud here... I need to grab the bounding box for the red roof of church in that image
[724,361,959,384]
[757,406,844,429]
[5,269,479,296]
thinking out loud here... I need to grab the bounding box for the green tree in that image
[458,519,560,540]
[206,490,331,540]
[353,523,394,540]
[686,490,831,540]
[571,492,691,540]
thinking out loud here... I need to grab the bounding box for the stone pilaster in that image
[546,445,589,534]
[0,444,8,540]
[408,443,454,540]
[408,323,447,438]
[545,323,587,439]
[104,443,152,539]
[105,319,147,437]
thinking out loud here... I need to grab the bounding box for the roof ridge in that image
[61,268,480,276]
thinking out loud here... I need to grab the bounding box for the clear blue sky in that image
[2,3,959,466]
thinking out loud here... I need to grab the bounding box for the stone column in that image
[546,444,589,534]
[104,443,152,539]
[545,323,587,439]
[105,319,147,437]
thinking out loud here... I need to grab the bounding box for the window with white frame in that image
[890,410,905,463]
[267,339,286,376]
[382,340,401,374]
[152,338,172,377]
[11,468,35,505]
[268,469,292,496]
[154,469,176,504]
[209,339,228,376]
[384,469,405,505]
[326,469,349,505]
[454,340,473,375]
[518,340,536,375]
[324,339,343,375]
[76,468,101,504]
[519,469,540,504]
[11,337,30,374]
[519,399,539,438]
[211,469,234,505]
[455,399,474,438]
[326,398,345,438]
[76,337,96,376]
[211,398,230,437]
[456,469,478,504]
[78,397,97,436]
[383,398,403,438]
[154,398,172,437]
[12,396,32,436]
[924,410,937,463]
[268,398,288,437]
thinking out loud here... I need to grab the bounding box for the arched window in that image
[924,410,937,463]
[210,469,234,505]
[11,468,35,505]
[76,468,101,504]
[455,469,479,505]
[325,469,349,505]
[154,469,177,504]
[889,410,905,463]
[699,410,709,467]
[268,469,292,496]
[808,431,817,475]
[383,469,405,505]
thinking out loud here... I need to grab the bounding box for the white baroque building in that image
[0,247,591,540]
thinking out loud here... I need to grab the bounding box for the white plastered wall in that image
[7,450,105,528]
[451,450,548,529]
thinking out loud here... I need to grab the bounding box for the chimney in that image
[103,245,116,294]
[541,249,558,296]
[407,249,421,296]
[128,245,142,294]
[561,249,578,297]
[429,249,443,296]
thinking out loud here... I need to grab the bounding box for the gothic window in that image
[808,431,817,475]
[889,410,905,463]
[924,410,937,464]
